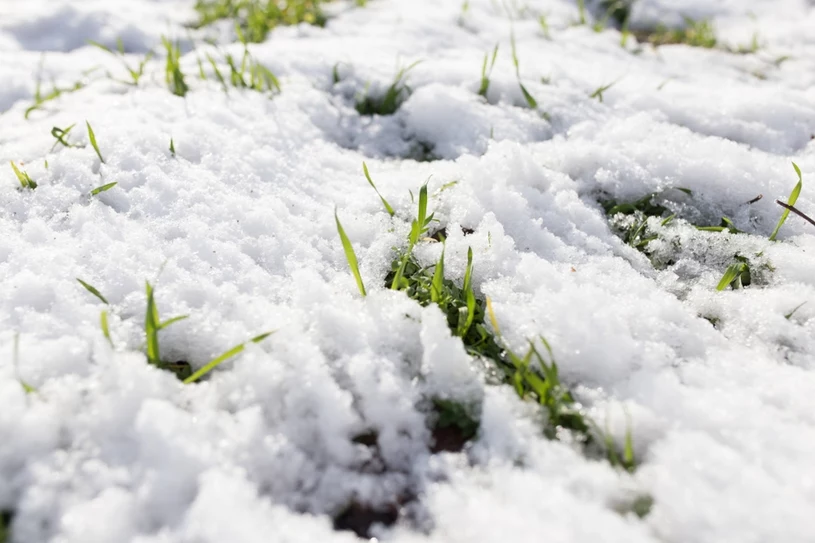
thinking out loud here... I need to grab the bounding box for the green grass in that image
[10,162,37,190]
[78,278,272,381]
[25,75,85,119]
[335,208,367,297]
[89,39,153,86]
[510,33,538,109]
[633,17,717,49]
[162,37,190,97]
[716,255,751,291]
[90,182,118,196]
[192,0,330,44]
[478,44,499,98]
[183,331,274,383]
[356,61,421,116]
[433,398,479,443]
[362,162,395,216]
[86,121,106,164]
[50,124,76,150]
[769,162,803,241]
[590,81,616,102]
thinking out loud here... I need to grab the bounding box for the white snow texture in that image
[2,0,815,542]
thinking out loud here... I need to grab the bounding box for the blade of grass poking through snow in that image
[431,246,445,304]
[90,182,117,196]
[77,278,109,304]
[10,162,37,190]
[170,138,176,156]
[100,310,114,348]
[50,124,76,150]
[362,162,394,216]
[86,121,105,164]
[716,261,748,291]
[335,209,367,296]
[769,162,803,241]
[162,37,189,97]
[456,248,476,337]
[144,282,162,365]
[183,332,274,384]
[510,33,538,109]
[392,182,430,290]
[478,44,499,98]
[785,302,806,320]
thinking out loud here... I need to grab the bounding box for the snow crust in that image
[2,0,815,541]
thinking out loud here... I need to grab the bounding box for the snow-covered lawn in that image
[2,0,815,541]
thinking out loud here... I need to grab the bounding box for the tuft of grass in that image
[25,77,85,119]
[590,81,616,102]
[184,331,274,383]
[144,281,189,368]
[10,162,37,190]
[50,124,77,151]
[225,47,281,93]
[89,39,153,86]
[634,17,717,49]
[86,121,105,164]
[509,33,538,109]
[716,255,751,291]
[362,162,395,216]
[356,61,421,116]
[769,162,803,241]
[477,44,499,98]
[389,182,434,290]
[90,182,117,196]
[335,208,367,297]
[603,188,692,252]
[192,0,330,44]
[162,37,190,97]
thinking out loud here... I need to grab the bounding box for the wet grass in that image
[191,0,331,43]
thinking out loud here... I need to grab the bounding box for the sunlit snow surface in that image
[2,0,815,541]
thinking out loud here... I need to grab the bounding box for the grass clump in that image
[603,188,691,252]
[633,17,717,49]
[78,279,272,382]
[192,0,329,43]
[89,39,153,86]
[25,64,86,119]
[477,44,499,98]
[10,162,37,190]
[355,61,420,116]
[208,46,281,95]
[162,37,189,97]
[50,124,77,150]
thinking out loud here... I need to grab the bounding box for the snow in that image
[2,0,815,542]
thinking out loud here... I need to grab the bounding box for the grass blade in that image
[183,331,274,384]
[10,161,37,189]
[100,310,114,347]
[456,247,476,337]
[90,182,117,196]
[145,281,161,365]
[77,278,109,304]
[716,262,747,291]
[769,162,803,241]
[158,315,189,330]
[362,162,395,216]
[431,246,445,304]
[335,208,367,296]
[86,121,105,164]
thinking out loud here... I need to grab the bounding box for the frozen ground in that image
[2,0,815,541]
